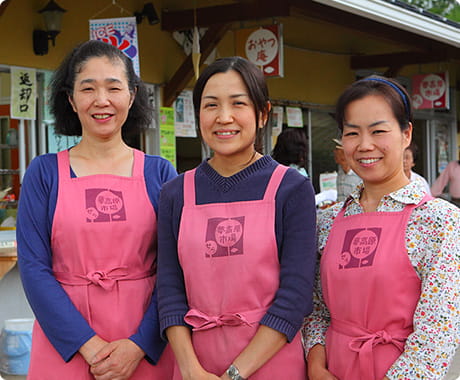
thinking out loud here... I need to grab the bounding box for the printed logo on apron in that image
[339,227,381,269]
[85,188,126,222]
[204,217,244,257]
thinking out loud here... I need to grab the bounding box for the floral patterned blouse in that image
[302,179,460,379]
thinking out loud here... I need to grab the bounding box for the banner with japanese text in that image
[174,90,197,137]
[235,24,284,77]
[90,17,140,76]
[160,107,176,168]
[11,67,36,120]
[411,72,449,110]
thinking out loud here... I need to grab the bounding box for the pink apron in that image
[27,149,174,379]
[321,194,432,380]
[176,165,306,379]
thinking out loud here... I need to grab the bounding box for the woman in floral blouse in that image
[302,75,460,380]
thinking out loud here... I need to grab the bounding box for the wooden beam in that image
[163,23,231,107]
[161,0,290,31]
[351,51,450,70]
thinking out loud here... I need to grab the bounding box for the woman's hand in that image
[308,366,338,380]
[79,335,109,365]
[307,344,338,380]
[89,339,145,380]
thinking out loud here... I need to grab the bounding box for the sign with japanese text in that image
[411,72,449,110]
[235,24,284,77]
[160,107,176,168]
[286,107,303,127]
[174,90,197,138]
[90,17,140,76]
[11,66,36,120]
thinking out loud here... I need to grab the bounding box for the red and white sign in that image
[235,24,284,77]
[411,72,449,110]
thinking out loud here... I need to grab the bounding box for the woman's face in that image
[199,70,261,162]
[69,56,134,140]
[341,94,412,187]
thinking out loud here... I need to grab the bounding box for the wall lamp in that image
[134,3,159,25]
[33,0,66,55]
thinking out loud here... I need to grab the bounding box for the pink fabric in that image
[176,165,306,379]
[321,194,432,380]
[27,149,174,379]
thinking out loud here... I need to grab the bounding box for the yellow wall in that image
[0,0,458,113]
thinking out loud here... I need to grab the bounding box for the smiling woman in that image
[157,56,317,380]
[16,40,176,380]
[302,75,460,380]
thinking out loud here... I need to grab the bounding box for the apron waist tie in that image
[185,308,267,332]
[54,267,154,291]
[331,318,412,380]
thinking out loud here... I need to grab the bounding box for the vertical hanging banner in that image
[160,107,177,168]
[11,67,36,120]
[411,72,449,110]
[90,17,140,76]
[174,90,197,138]
[235,24,284,77]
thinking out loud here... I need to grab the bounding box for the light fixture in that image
[135,3,159,25]
[33,0,66,55]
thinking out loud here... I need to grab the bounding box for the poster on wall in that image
[174,90,197,138]
[11,67,36,120]
[160,107,177,168]
[411,72,449,110]
[89,17,140,75]
[271,106,283,137]
[286,107,303,127]
[235,24,284,77]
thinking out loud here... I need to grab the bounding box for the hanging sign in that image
[174,90,197,138]
[160,107,177,168]
[11,67,36,120]
[90,17,140,76]
[411,72,449,110]
[235,24,284,77]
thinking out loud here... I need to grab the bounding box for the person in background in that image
[403,142,431,195]
[332,138,361,202]
[302,75,459,380]
[157,56,317,380]
[431,155,460,208]
[272,127,309,177]
[16,40,176,380]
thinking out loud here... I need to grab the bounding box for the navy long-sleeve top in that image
[16,152,177,363]
[157,156,317,342]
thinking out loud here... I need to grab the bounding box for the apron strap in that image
[57,150,71,183]
[263,165,289,201]
[131,149,145,178]
[183,168,197,207]
[331,318,411,380]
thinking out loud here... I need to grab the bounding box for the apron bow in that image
[85,267,128,290]
[185,309,252,331]
[349,329,407,380]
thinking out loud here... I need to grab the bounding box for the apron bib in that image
[27,149,174,379]
[321,194,432,380]
[176,165,306,379]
